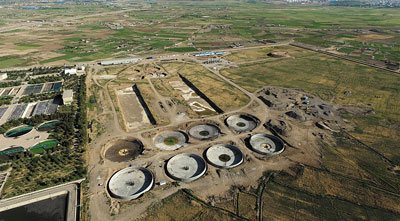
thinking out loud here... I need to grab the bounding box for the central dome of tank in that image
[107,166,154,200]
[188,124,220,140]
[249,134,285,155]
[205,144,243,169]
[226,114,259,132]
[154,131,187,150]
[166,153,207,182]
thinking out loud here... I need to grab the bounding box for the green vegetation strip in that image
[5,126,33,137]
[30,140,58,149]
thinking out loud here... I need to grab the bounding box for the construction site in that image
[85,44,370,220]
[0,1,399,220]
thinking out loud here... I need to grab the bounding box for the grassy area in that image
[166,47,198,52]
[222,46,400,162]
[237,192,257,220]
[14,43,40,50]
[0,55,29,69]
[224,47,277,63]
[139,189,239,221]
[262,179,399,220]
[0,2,399,68]
[221,45,400,201]
[162,62,250,112]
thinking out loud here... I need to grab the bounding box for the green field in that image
[14,43,40,50]
[29,140,59,154]
[0,2,398,68]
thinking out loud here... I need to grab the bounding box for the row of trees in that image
[5,71,26,80]
[0,111,70,134]
[29,66,63,76]
[18,92,61,104]
[27,75,63,84]
[0,96,13,106]
[1,75,88,198]
[0,81,21,88]
[76,75,88,147]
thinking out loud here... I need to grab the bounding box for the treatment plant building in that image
[62,89,73,105]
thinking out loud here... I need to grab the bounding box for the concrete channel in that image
[0,179,84,221]
[132,84,157,125]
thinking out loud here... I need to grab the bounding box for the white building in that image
[62,89,73,105]
[100,58,140,66]
[64,69,77,75]
[0,73,7,80]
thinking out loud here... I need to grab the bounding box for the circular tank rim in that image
[225,114,259,132]
[154,131,188,151]
[187,123,220,140]
[103,138,144,162]
[165,153,207,182]
[249,134,285,155]
[107,166,154,200]
[205,144,244,169]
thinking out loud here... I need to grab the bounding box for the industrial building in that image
[192,51,226,56]
[62,89,73,105]
[100,58,141,66]
[64,69,77,75]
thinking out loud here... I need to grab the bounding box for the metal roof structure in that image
[100,58,141,66]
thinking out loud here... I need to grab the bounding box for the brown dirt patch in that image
[357,34,394,41]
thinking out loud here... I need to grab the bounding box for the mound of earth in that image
[265,119,291,136]
[285,111,306,121]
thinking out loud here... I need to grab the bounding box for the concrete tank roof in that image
[166,153,206,182]
[205,144,243,169]
[107,166,154,200]
[249,134,285,155]
[154,131,187,150]
[226,114,258,132]
[188,124,220,140]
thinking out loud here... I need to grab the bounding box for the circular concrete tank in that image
[205,144,243,169]
[166,153,207,182]
[154,131,187,150]
[107,166,154,200]
[188,124,220,140]
[105,139,144,162]
[226,114,258,132]
[249,134,285,155]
